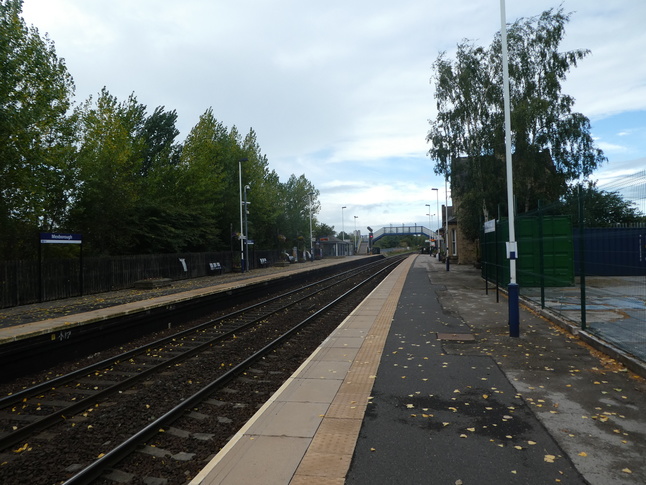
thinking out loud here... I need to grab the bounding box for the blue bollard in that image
[508,282,519,337]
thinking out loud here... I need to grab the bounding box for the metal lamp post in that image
[500,0,519,336]
[353,216,358,254]
[238,158,248,272]
[308,192,314,262]
[244,184,250,271]
[341,206,347,255]
[432,188,439,242]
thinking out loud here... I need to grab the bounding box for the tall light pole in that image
[341,206,347,256]
[308,192,314,262]
[425,204,431,236]
[432,187,439,238]
[238,158,248,272]
[244,184,250,271]
[445,179,449,270]
[353,215,358,254]
[501,0,519,337]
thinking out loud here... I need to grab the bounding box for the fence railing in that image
[0,249,280,309]
[481,172,646,364]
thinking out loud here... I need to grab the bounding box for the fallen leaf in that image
[544,455,556,463]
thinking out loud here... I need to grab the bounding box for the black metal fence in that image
[0,249,280,309]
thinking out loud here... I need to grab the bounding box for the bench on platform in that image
[208,262,223,275]
[259,258,270,268]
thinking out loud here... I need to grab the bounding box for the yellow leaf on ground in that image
[13,443,29,453]
[544,455,556,463]
[578,452,587,457]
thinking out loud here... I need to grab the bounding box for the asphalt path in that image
[346,255,645,485]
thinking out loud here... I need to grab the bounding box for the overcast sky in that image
[21,0,646,234]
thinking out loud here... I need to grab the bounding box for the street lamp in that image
[244,184,250,271]
[308,192,314,262]
[425,204,431,233]
[501,0,519,337]
[432,188,439,235]
[238,158,248,272]
[341,206,347,256]
[353,216,358,254]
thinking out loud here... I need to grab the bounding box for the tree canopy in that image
[0,0,325,259]
[0,0,76,258]
[427,7,606,240]
[560,181,645,227]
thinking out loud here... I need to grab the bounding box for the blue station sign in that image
[40,232,83,244]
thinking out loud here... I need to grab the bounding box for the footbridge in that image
[371,225,439,242]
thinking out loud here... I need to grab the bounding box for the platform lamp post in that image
[432,188,439,245]
[444,180,449,271]
[308,192,314,262]
[500,0,519,337]
[238,158,248,272]
[425,204,432,236]
[354,215,358,254]
[244,184,250,271]
[341,206,347,255]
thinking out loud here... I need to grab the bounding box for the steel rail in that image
[62,256,405,485]
[0,259,384,408]
[0,258,391,452]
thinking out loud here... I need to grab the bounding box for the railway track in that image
[0,256,405,484]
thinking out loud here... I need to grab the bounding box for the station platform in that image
[1,254,644,484]
[0,257,351,344]
[191,255,646,485]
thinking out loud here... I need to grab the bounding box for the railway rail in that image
[0,255,405,484]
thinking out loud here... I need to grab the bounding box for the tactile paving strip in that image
[290,255,415,483]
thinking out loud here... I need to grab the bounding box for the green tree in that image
[0,0,76,259]
[277,174,319,251]
[314,222,335,238]
[173,108,230,250]
[427,7,606,240]
[68,88,147,254]
[561,181,645,227]
[239,128,283,249]
[138,106,181,177]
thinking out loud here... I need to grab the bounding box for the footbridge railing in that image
[372,225,438,242]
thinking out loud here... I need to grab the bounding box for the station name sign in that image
[40,232,83,244]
